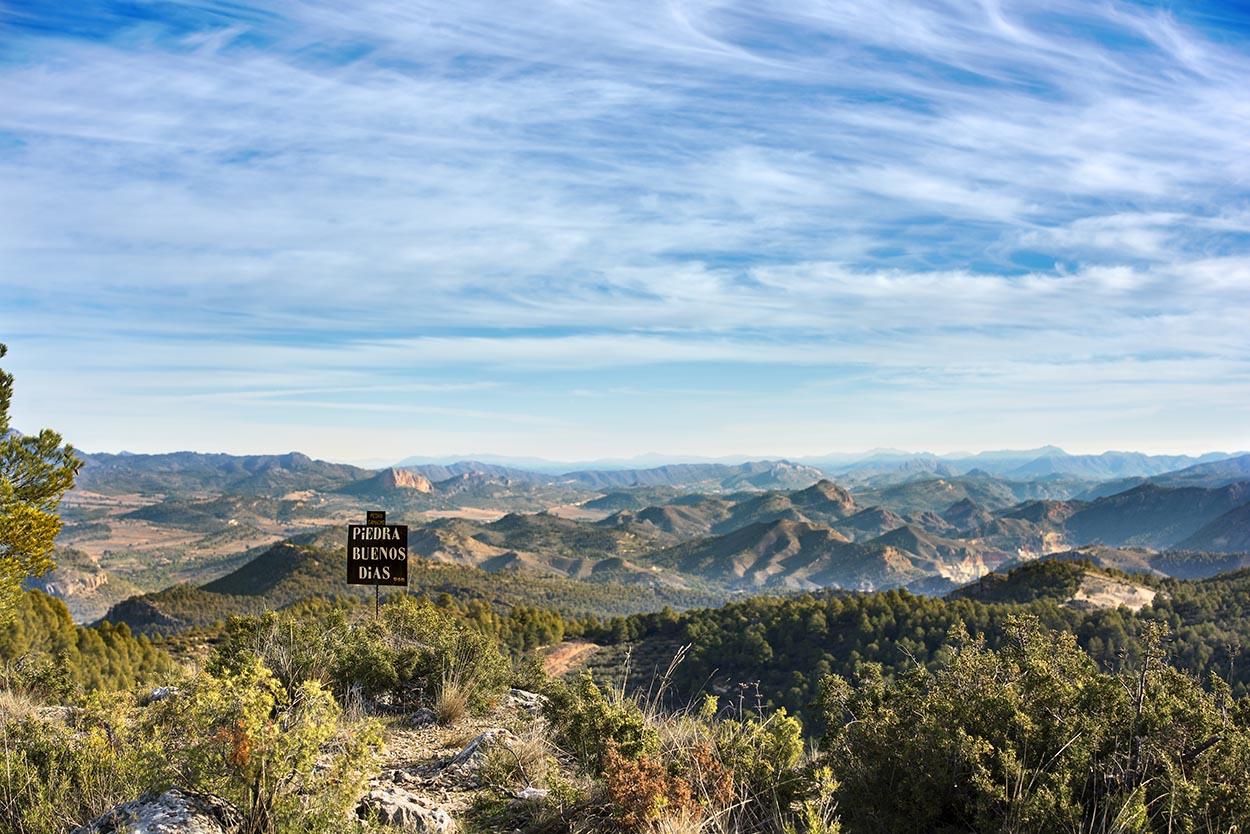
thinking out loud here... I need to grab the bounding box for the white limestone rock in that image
[358,786,456,833]
[72,789,243,834]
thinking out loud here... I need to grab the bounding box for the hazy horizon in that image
[59,443,1248,472]
[4,1,1249,460]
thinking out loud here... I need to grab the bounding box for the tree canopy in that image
[0,343,80,622]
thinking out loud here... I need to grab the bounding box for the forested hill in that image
[0,589,174,692]
[583,560,1250,720]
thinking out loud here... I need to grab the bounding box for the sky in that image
[1,0,1249,464]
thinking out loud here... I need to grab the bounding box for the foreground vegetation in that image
[6,594,1250,833]
[1,596,492,834]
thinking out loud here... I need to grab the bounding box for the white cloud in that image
[1,0,1248,456]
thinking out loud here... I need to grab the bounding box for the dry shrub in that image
[682,743,735,817]
[0,688,43,724]
[603,741,734,833]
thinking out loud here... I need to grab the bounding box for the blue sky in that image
[1,0,1248,463]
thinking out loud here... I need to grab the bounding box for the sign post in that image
[347,510,408,617]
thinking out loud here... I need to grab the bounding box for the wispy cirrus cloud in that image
[0,0,1247,458]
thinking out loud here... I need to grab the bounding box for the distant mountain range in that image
[76,447,1250,498]
[812,447,1244,486]
[46,445,1250,631]
[393,447,1245,485]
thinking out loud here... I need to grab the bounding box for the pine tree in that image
[0,343,80,622]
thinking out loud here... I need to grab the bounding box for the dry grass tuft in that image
[434,672,471,726]
[653,812,707,834]
[482,726,555,790]
[0,689,45,724]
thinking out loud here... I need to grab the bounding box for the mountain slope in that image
[76,451,373,495]
[1177,503,1250,553]
[645,516,1002,591]
[1065,482,1250,548]
[647,519,855,588]
[1152,454,1250,488]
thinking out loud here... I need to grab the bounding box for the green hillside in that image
[0,589,175,692]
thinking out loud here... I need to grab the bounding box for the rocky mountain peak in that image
[382,468,434,492]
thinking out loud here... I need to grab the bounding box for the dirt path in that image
[543,641,600,677]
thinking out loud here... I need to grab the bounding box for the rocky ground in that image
[360,688,552,832]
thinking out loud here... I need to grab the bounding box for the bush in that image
[0,653,71,702]
[511,651,551,694]
[603,745,707,832]
[545,671,658,774]
[700,698,825,832]
[0,691,165,834]
[207,597,511,716]
[384,596,511,712]
[543,666,834,833]
[479,726,557,792]
[151,655,382,834]
[819,616,1250,834]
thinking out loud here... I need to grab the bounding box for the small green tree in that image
[0,344,80,623]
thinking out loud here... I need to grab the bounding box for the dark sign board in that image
[347,515,408,586]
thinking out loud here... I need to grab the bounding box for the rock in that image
[73,789,243,834]
[358,786,455,833]
[448,728,515,771]
[36,704,74,723]
[515,786,549,801]
[505,689,548,716]
[405,707,437,727]
[142,686,178,705]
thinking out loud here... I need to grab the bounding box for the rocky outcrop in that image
[72,789,243,834]
[381,468,434,492]
[28,568,110,600]
[358,786,455,833]
[339,467,434,497]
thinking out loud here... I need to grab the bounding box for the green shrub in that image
[0,653,72,701]
[544,671,658,774]
[706,698,813,822]
[151,655,382,834]
[0,691,165,834]
[331,617,399,701]
[383,596,510,712]
[819,616,1250,834]
[510,651,551,694]
[208,598,510,716]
